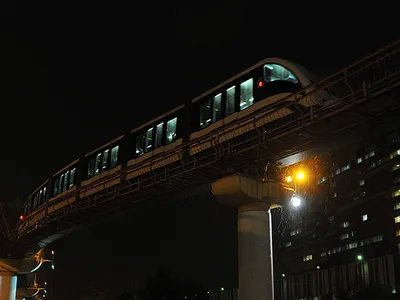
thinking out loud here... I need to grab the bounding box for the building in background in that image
[272,128,400,299]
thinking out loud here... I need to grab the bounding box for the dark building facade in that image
[272,127,400,299]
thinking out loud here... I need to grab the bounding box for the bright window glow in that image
[264,64,298,84]
[212,93,222,122]
[240,78,253,110]
[362,214,368,221]
[166,117,177,145]
[155,122,164,148]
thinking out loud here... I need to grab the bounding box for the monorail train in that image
[19,57,331,230]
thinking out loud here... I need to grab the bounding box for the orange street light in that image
[296,171,305,180]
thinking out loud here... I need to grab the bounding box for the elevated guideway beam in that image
[0,249,53,300]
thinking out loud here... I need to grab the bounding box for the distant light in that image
[51,264,55,270]
[220,287,224,291]
[296,172,305,180]
[20,215,24,220]
[207,291,210,294]
[291,196,301,208]
[286,176,292,183]
[258,81,264,87]
[357,255,363,261]
[51,250,54,255]
[282,274,286,277]
[317,266,320,269]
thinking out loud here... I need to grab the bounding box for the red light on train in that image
[20,215,24,220]
[258,81,264,87]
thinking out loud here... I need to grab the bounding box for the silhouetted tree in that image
[139,267,208,300]
[119,291,136,300]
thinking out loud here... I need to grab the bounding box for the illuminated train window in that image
[264,64,298,84]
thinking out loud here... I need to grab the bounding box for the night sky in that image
[0,3,397,299]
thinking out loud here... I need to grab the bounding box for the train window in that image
[136,133,146,156]
[102,149,109,171]
[240,78,254,110]
[95,153,102,175]
[41,187,47,205]
[264,64,298,84]
[33,193,38,209]
[59,174,64,193]
[155,122,164,148]
[212,93,222,122]
[226,86,235,116]
[63,171,69,192]
[54,177,59,197]
[166,117,177,145]
[199,99,212,129]
[69,168,76,188]
[145,128,154,153]
[110,145,119,168]
[88,158,95,178]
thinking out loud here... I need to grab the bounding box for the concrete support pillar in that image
[238,203,273,300]
[0,272,17,300]
[212,174,293,300]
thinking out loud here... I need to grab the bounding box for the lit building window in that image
[396,230,400,237]
[392,189,400,198]
[390,149,400,159]
[340,233,349,240]
[333,192,337,198]
[290,228,302,236]
[359,179,365,186]
[320,252,326,257]
[342,221,350,228]
[362,214,368,221]
[285,241,291,248]
[346,242,358,250]
[365,151,375,159]
[394,202,400,210]
[395,216,400,224]
[303,254,313,262]
[392,164,400,171]
[356,157,363,164]
[341,164,350,171]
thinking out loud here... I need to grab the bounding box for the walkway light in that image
[291,196,301,208]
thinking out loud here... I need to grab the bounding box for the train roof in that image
[191,57,313,104]
[52,158,80,177]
